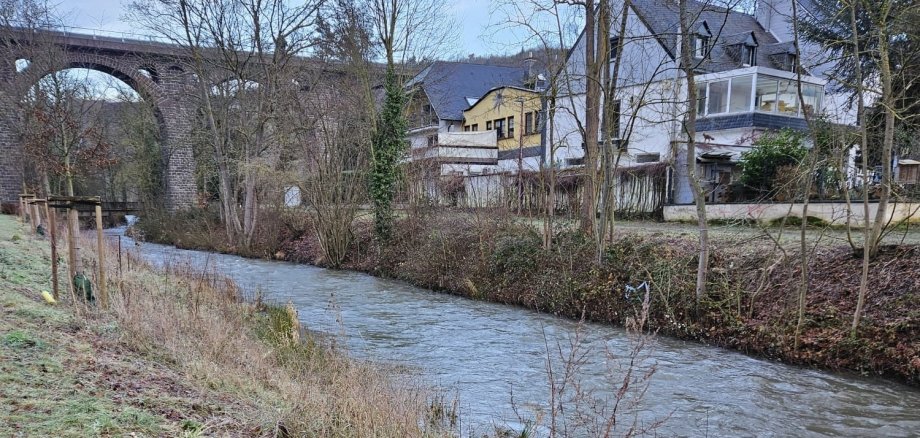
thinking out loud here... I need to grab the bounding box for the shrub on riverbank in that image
[135,205,310,259]
[139,208,920,384]
[1,215,451,436]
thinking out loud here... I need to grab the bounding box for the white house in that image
[552,0,832,207]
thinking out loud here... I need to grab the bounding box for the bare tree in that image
[364,0,456,67]
[490,0,583,249]
[677,0,710,302]
[297,0,375,267]
[129,0,322,248]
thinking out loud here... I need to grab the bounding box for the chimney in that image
[523,51,537,88]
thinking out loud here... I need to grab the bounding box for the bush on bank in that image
[138,208,920,385]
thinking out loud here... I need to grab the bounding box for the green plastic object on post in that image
[72,274,94,303]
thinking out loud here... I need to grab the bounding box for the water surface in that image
[125,236,920,436]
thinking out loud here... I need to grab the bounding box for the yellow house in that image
[462,86,543,170]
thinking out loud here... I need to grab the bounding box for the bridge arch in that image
[0,40,198,211]
[12,52,166,107]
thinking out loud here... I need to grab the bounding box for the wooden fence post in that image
[95,205,107,308]
[67,207,78,303]
[31,203,40,232]
[47,204,59,300]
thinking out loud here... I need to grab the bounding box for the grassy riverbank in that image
[137,208,920,386]
[0,214,450,437]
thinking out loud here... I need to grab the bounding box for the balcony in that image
[694,67,824,132]
[411,131,498,166]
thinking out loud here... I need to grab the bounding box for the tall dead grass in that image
[79,236,451,437]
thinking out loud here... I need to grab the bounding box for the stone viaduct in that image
[0,27,202,211]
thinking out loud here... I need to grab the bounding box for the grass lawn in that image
[0,216,256,436]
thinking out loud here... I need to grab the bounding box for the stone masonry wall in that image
[0,37,198,211]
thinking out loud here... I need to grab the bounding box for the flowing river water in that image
[123,234,920,436]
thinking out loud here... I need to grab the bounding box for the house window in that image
[486,121,492,130]
[696,82,707,115]
[603,100,621,139]
[756,78,779,112]
[742,45,756,66]
[427,135,436,147]
[776,81,799,115]
[755,76,821,116]
[494,118,504,138]
[507,116,515,138]
[801,84,823,117]
[609,36,620,61]
[729,75,753,112]
[707,80,729,115]
[694,36,709,59]
[636,153,660,163]
[472,123,479,131]
[464,125,470,132]
[525,112,533,135]
[785,54,797,72]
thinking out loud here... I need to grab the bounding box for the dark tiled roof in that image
[762,41,796,56]
[405,61,528,121]
[630,0,784,73]
[721,31,758,46]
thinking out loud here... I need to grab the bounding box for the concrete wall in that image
[663,202,920,227]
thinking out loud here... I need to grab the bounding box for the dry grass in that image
[1,214,452,437]
[93,244,453,437]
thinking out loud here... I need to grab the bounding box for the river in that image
[123,235,920,437]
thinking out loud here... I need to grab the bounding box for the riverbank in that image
[0,214,451,436]
[137,208,920,385]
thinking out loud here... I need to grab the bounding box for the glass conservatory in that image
[695,68,824,119]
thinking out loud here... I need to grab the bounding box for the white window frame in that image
[694,36,708,59]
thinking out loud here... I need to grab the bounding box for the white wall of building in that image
[552,0,681,171]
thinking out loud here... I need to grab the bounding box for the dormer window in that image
[727,32,759,67]
[764,42,798,72]
[693,22,712,59]
[742,45,756,66]
[694,36,709,59]
[784,53,797,72]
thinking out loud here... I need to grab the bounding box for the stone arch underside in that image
[0,49,197,211]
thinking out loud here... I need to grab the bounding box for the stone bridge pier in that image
[0,28,198,211]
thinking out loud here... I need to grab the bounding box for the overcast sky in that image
[59,0,526,58]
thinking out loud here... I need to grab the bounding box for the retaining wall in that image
[663,202,920,227]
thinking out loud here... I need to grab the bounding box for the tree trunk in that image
[868,17,896,258]
[596,0,612,263]
[849,0,874,336]
[678,0,709,303]
[243,173,257,247]
[582,0,599,234]
[545,98,556,250]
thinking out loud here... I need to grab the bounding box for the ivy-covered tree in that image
[369,66,407,240]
